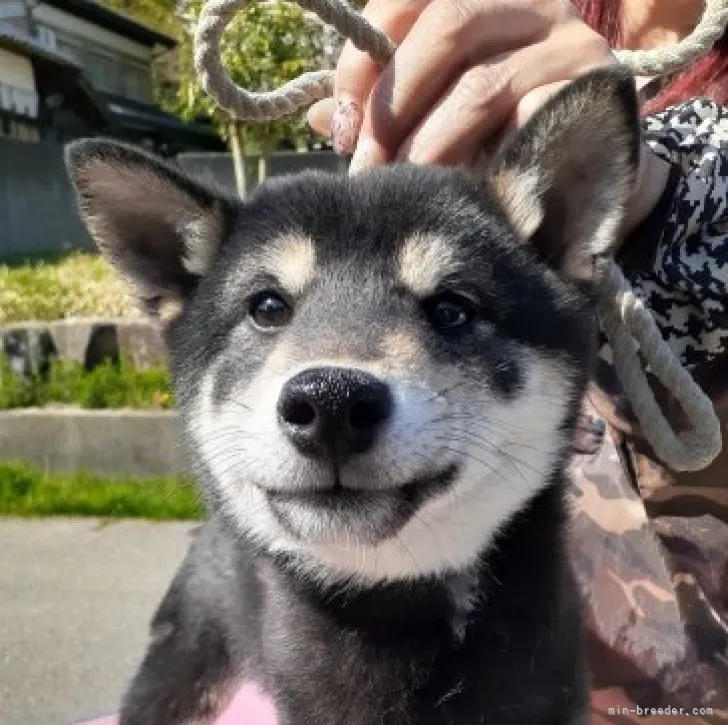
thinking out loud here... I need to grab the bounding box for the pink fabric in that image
[74,681,278,725]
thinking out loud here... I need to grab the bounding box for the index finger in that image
[331,0,427,154]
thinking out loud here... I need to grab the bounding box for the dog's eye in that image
[424,294,476,331]
[249,292,292,329]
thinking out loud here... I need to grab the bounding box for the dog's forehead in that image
[219,172,506,299]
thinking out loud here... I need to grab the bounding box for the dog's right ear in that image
[66,139,233,320]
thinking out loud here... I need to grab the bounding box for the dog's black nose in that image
[277,367,393,459]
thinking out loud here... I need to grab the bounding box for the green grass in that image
[0,356,173,410]
[0,251,139,324]
[0,460,204,520]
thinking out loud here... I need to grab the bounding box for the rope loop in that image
[194,0,393,121]
[596,264,722,471]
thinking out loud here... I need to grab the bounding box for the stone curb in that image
[0,409,187,477]
[0,317,165,376]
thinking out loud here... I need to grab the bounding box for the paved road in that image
[0,518,198,725]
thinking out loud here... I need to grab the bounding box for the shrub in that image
[0,356,174,410]
[0,251,139,324]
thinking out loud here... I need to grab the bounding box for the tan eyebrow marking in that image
[260,233,317,295]
[397,233,462,297]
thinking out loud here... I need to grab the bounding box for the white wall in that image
[0,46,38,118]
[0,2,26,20]
[0,0,25,20]
[34,4,152,62]
[0,46,35,90]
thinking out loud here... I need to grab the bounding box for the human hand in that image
[307,0,671,234]
[308,0,615,171]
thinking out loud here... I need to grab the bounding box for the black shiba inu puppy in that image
[66,67,639,725]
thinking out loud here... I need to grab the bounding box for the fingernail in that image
[348,138,377,176]
[331,95,362,155]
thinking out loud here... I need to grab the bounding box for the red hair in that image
[572,0,728,113]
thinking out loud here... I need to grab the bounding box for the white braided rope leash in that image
[193,0,726,472]
[597,264,722,470]
[194,0,394,121]
[614,0,728,75]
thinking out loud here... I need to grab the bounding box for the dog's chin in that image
[265,465,459,546]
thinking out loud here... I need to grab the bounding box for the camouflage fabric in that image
[569,385,728,724]
[566,96,728,723]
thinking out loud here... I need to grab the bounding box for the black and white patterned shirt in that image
[606,99,728,369]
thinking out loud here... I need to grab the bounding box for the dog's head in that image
[66,67,639,585]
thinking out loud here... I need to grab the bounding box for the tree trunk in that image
[228,121,247,198]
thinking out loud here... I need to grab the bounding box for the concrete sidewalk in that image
[0,518,197,725]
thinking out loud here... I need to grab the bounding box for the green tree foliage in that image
[177,0,327,155]
[101,0,331,193]
[98,0,179,35]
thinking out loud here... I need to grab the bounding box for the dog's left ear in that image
[66,139,232,319]
[488,65,640,285]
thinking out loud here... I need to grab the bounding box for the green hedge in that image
[0,251,137,324]
[0,356,173,410]
[0,460,204,520]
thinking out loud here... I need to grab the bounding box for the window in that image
[37,25,57,51]
[122,64,150,102]
[85,51,121,94]
[0,117,40,142]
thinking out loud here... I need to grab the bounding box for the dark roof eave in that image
[76,76,116,126]
[105,96,220,139]
[114,115,222,140]
[43,0,176,49]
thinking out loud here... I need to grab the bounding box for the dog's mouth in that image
[265,464,459,544]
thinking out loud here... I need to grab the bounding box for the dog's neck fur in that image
[217,478,577,725]
[231,473,568,645]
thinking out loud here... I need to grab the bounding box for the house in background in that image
[0,0,224,155]
[0,0,226,259]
